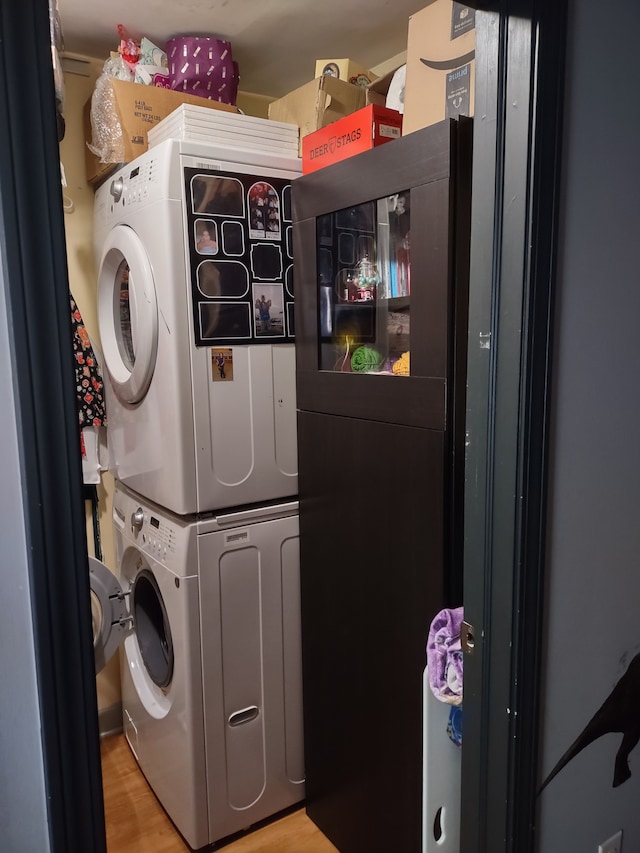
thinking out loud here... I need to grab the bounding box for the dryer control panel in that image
[94,144,167,235]
[108,157,158,211]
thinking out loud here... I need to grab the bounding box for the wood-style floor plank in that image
[101,734,339,852]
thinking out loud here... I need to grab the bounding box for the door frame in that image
[461,1,568,851]
[3,0,567,851]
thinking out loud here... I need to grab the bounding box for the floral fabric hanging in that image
[70,292,107,430]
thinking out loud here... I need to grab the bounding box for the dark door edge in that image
[0,2,106,851]
[461,1,568,851]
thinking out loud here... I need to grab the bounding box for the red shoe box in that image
[302,104,402,174]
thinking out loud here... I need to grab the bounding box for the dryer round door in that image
[97,223,159,405]
[89,556,129,675]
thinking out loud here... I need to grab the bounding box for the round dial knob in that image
[110,177,124,203]
[131,508,144,532]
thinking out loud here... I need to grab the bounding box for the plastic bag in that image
[117,24,140,72]
[87,57,129,164]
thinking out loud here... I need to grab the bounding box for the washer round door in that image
[130,567,175,690]
[89,556,128,675]
[97,223,159,405]
[90,553,175,695]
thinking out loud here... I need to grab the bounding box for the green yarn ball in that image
[351,345,382,372]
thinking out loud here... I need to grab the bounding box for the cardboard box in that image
[365,65,405,108]
[403,0,476,136]
[302,105,402,174]
[84,79,239,186]
[268,76,367,155]
[365,68,397,107]
[315,58,377,87]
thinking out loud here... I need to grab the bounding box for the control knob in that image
[131,508,144,533]
[110,176,124,203]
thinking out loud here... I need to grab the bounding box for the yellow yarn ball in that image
[392,352,410,376]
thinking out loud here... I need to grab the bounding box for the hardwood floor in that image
[101,734,339,852]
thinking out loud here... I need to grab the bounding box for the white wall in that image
[537,0,640,848]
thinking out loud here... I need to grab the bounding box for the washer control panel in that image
[141,512,177,562]
[120,504,177,564]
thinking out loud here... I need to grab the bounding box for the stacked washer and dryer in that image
[89,108,305,850]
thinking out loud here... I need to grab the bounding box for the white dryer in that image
[93,138,301,515]
[90,481,305,850]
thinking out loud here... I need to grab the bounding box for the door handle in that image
[228,706,260,727]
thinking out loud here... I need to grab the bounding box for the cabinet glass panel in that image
[317,192,411,376]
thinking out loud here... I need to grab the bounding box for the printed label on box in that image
[451,3,476,39]
[379,123,402,140]
[446,63,471,118]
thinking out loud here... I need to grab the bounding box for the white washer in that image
[91,481,305,850]
[93,138,301,516]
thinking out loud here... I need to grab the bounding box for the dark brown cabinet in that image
[293,118,472,853]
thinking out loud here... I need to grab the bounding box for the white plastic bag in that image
[86,57,131,163]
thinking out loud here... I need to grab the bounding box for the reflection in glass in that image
[338,232,355,265]
[316,193,411,375]
[357,235,375,264]
[335,202,374,232]
[387,192,410,298]
[116,259,135,369]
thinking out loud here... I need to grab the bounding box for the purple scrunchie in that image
[427,607,464,705]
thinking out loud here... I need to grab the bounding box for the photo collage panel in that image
[185,167,295,346]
